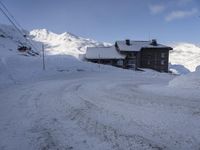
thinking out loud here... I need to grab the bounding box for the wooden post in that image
[98,54,100,70]
[42,44,45,71]
[135,53,137,71]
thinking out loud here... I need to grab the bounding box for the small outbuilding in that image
[85,39,173,72]
[85,46,126,67]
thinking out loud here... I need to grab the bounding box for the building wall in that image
[140,48,169,72]
[86,59,124,68]
[86,48,171,72]
[120,51,139,69]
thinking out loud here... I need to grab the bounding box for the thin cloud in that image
[165,8,198,21]
[177,0,193,5]
[149,4,165,14]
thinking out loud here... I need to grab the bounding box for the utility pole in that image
[42,44,45,71]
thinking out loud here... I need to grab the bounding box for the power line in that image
[0,1,40,55]
[0,1,24,31]
[0,6,25,38]
[0,1,41,52]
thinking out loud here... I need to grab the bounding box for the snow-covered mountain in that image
[170,43,200,72]
[0,24,110,58]
[30,29,110,58]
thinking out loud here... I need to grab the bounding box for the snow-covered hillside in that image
[0,24,31,57]
[170,43,200,72]
[0,24,111,88]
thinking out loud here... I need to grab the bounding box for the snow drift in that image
[169,65,200,89]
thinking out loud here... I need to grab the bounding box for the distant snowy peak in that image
[170,43,200,72]
[30,28,108,44]
[173,43,200,53]
[30,29,79,41]
[30,29,111,58]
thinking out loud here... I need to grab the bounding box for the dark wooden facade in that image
[120,48,170,72]
[140,48,170,72]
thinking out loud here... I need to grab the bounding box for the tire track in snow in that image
[27,80,111,150]
[62,83,166,150]
[77,79,200,150]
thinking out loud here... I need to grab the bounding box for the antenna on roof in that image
[125,39,131,46]
[148,32,151,41]
[150,39,158,46]
[148,31,152,41]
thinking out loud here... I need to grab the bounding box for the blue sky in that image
[0,0,200,44]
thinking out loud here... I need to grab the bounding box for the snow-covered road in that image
[0,71,200,150]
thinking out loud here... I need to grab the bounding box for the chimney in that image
[125,39,131,46]
[151,39,158,46]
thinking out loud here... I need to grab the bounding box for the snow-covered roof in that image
[116,40,172,52]
[85,46,125,59]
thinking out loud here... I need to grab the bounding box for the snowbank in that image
[169,65,200,89]
[169,64,190,75]
[140,65,200,101]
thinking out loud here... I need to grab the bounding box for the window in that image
[161,53,165,58]
[117,60,123,66]
[161,60,165,65]
[128,60,135,65]
[128,53,135,58]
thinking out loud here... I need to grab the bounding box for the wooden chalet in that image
[85,39,173,72]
